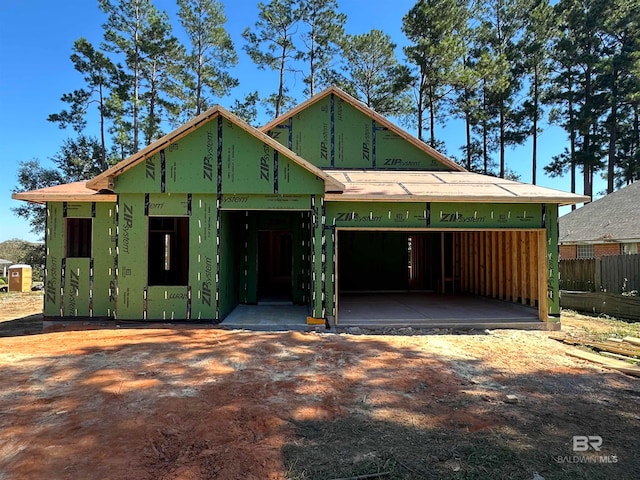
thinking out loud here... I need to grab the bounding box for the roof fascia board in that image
[325,194,587,206]
[12,191,117,204]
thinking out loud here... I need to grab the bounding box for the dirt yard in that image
[0,293,639,479]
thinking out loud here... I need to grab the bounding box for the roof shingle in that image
[559,181,640,243]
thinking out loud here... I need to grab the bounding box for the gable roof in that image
[325,170,589,205]
[559,181,640,243]
[86,105,344,193]
[261,86,465,172]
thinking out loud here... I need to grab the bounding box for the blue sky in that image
[0,0,596,244]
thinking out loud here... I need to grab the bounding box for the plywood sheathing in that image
[261,86,464,173]
[324,170,589,205]
[12,182,117,204]
[85,105,344,193]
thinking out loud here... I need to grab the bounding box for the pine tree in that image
[332,29,410,117]
[138,9,183,144]
[243,0,301,118]
[520,0,556,184]
[599,0,640,192]
[474,0,529,179]
[296,0,346,97]
[549,0,608,201]
[100,0,175,151]
[401,0,468,146]
[47,38,120,170]
[176,0,238,119]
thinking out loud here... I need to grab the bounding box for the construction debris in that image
[550,335,640,377]
[566,349,640,377]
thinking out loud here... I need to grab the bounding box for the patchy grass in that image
[561,309,640,341]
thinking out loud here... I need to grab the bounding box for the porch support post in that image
[311,195,325,318]
[545,203,560,319]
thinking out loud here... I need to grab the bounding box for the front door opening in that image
[258,230,293,302]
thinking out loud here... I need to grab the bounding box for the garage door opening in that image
[336,229,547,327]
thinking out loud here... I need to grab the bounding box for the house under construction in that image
[13,87,587,329]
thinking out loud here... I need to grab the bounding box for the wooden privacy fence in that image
[560,291,640,321]
[559,258,597,291]
[560,253,640,293]
[560,254,640,321]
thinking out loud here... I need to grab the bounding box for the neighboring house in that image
[559,181,640,259]
[13,87,585,325]
[0,258,12,278]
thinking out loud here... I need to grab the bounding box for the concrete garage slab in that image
[220,294,552,331]
[337,293,549,330]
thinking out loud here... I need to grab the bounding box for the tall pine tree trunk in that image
[607,74,618,194]
[499,103,505,178]
[532,66,539,185]
[568,74,577,209]
[429,84,435,147]
[99,82,107,170]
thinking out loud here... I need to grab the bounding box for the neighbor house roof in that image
[0,258,12,265]
[324,170,589,205]
[260,86,465,173]
[559,181,640,243]
[12,182,117,204]
[86,105,344,193]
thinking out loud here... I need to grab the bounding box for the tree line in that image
[14,0,640,236]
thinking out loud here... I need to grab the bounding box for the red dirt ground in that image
[0,294,638,479]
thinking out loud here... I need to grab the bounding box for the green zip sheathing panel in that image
[63,258,91,316]
[44,202,117,318]
[116,194,147,319]
[146,286,188,320]
[114,122,218,193]
[339,231,409,291]
[327,202,428,228]
[219,211,241,319]
[267,93,451,170]
[190,194,217,320]
[114,115,324,197]
[147,193,190,216]
[92,203,117,316]
[220,194,311,210]
[546,203,560,317]
[243,212,259,304]
[326,202,545,229]
[431,203,543,228]
[45,203,64,316]
[311,196,325,318]
[65,202,92,218]
[221,120,324,195]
